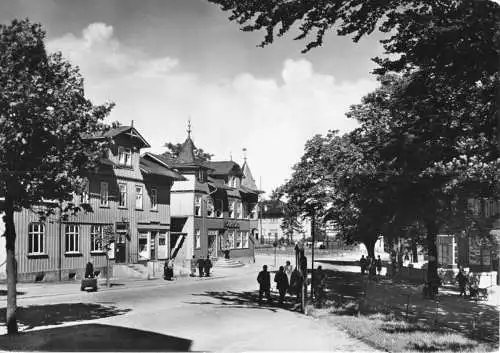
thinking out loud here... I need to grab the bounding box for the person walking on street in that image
[375,255,383,278]
[197,256,205,277]
[204,255,212,277]
[257,265,271,304]
[456,268,468,297]
[284,260,293,281]
[289,267,303,304]
[274,266,289,305]
[164,257,174,280]
[360,255,367,275]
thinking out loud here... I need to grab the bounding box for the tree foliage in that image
[162,142,213,162]
[0,19,113,334]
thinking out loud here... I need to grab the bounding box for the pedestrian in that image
[190,255,197,277]
[274,266,289,305]
[85,262,94,279]
[257,265,271,304]
[164,257,174,280]
[360,255,367,275]
[312,265,326,304]
[375,255,382,277]
[284,260,293,281]
[456,268,467,297]
[289,268,303,304]
[204,255,212,277]
[197,256,205,277]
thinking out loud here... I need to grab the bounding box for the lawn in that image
[309,264,499,352]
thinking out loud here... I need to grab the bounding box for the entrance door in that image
[150,231,157,260]
[115,242,126,263]
[208,230,218,257]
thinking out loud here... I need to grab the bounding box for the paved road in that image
[1,264,377,352]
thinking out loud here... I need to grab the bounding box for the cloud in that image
[47,23,378,195]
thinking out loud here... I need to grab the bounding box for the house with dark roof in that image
[143,126,262,269]
[1,126,184,282]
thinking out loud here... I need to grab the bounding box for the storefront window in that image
[138,233,149,260]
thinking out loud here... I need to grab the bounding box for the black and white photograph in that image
[0,0,498,352]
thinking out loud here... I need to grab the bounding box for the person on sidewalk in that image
[204,255,212,277]
[289,267,303,304]
[197,256,205,277]
[312,265,326,304]
[257,265,271,304]
[284,260,293,281]
[164,258,174,281]
[274,266,289,305]
[375,255,382,278]
[360,255,367,275]
[456,268,468,297]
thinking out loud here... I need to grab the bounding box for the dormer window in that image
[118,146,132,167]
[197,169,206,183]
[229,177,239,188]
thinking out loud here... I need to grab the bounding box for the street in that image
[0,263,377,352]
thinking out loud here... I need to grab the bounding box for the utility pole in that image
[310,211,315,301]
[58,205,63,282]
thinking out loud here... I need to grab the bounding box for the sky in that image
[1,0,384,195]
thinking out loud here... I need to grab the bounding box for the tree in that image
[0,19,113,334]
[163,142,213,161]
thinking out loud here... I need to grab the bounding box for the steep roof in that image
[84,126,150,148]
[205,161,243,177]
[241,160,258,190]
[177,135,196,164]
[139,157,186,181]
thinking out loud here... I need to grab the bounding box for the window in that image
[118,146,132,167]
[118,183,127,208]
[242,231,249,248]
[235,231,242,248]
[28,223,45,254]
[235,201,242,219]
[194,195,202,216]
[151,188,158,211]
[65,224,80,253]
[229,200,235,218]
[90,225,104,252]
[80,181,89,204]
[197,169,206,182]
[206,198,214,217]
[227,230,235,249]
[248,203,257,219]
[135,185,143,209]
[215,199,223,218]
[194,229,201,249]
[100,182,109,206]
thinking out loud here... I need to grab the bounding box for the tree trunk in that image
[4,197,18,334]
[426,220,439,283]
[364,238,376,258]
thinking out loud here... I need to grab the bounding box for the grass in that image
[307,266,499,352]
[313,302,495,352]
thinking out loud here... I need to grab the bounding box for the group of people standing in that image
[257,259,327,306]
[195,255,213,277]
[359,254,383,279]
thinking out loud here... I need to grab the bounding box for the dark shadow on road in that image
[0,303,131,330]
[0,290,26,296]
[0,323,192,351]
[188,291,300,313]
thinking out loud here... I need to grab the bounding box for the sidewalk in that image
[0,263,263,301]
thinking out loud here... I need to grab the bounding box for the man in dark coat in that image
[197,256,205,277]
[289,268,303,304]
[456,268,468,297]
[257,265,271,304]
[360,255,367,275]
[204,255,212,277]
[274,266,289,305]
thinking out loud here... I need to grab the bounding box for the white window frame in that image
[118,183,127,208]
[229,200,235,218]
[65,224,80,253]
[90,225,105,253]
[206,198,214,217]
[135,185,143,210]
[235,231,242,249]
[194,229,201,249]
[100,181,109,207]
[227,230,235,249]
[194,195,202,216]
[151,188,158,211]
[28,223,45,255]
[242,231,249,248]
[118,146,132,167]
[236,200,243,219]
